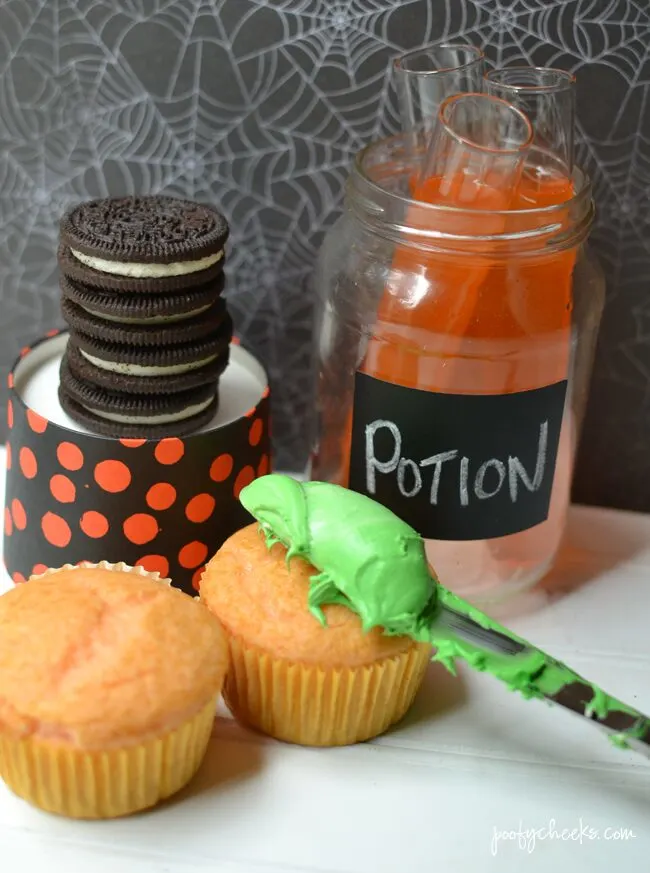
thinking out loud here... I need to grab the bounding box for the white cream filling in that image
[80,349,218,376]
[82,304,211,325]
[84,395,215,426]
[71,248,223,278]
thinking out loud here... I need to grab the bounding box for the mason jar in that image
[310,131,605,604]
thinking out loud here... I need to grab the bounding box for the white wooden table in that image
[1,449,648,872]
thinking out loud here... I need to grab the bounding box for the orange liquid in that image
[367,171,575,390]
[330,171,577,600]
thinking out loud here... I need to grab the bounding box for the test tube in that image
[417,93,533,210]
[393,43,484,157]
[484,67,575,181]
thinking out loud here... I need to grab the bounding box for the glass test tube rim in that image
[436,92,534,159]
[393,42,484,76]
[484,66,576,95]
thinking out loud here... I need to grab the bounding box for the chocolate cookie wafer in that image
[60,196,229,290]
[59,271,225,323]
[65,332,230,395]
[61,296,228,346]
[59,358,219,439]
[69,312,233,379]
[58,243,226,294]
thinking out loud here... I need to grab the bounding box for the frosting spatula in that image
[431,587,650,758]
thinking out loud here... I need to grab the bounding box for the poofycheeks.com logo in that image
[491,819,636,856]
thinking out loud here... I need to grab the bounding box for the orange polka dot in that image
[231,336,241,345]
[7,373,14,389]
[57,441,84,471]
[192,566,205,591]
[233,465,255,499]
[120,438,147,448]
[19,346,29,358]
[12,572,26,584]
[31,563,48,576]
[42,512,71,548]
[137,554,170,578]
[11,499,26,531]
[146,482,176,511]
[154,438,184,465]
[7,399,13,429]
[19,447,37,479]
[46,328,60,338]
[257,454,270,477]
[249,418,264,446]
[26,409,48,433]
[80,511,109,539]
[244,405,256,419]
[94,459,131,493]
[209,453,233,482]
[6,443,11,470]
[123,513,159,545]
[186,493,215,523]
[261,385,270,400]
[50,474,76,503]
[179,541,208,569]
[4,508,12,536]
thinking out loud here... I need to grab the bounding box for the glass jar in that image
[311,132,605,605]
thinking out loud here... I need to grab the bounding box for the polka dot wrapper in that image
[4,332,271,595]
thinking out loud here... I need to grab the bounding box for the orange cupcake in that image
[200,523,431,746]
[0,563,229,819]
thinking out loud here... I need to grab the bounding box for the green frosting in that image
[239,474,436,634]
[239,474,649,751]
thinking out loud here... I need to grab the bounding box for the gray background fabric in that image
[0,0,648,510]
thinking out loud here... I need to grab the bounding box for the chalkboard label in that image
[349,373,568,541]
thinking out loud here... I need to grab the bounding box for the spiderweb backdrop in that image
[0,0,648,509]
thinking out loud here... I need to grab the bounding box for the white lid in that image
[13,332,268,436]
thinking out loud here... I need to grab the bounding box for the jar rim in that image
[347,130,594,253]
[352,130,590,219]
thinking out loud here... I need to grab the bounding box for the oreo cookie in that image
[61,296,228,346]
[59,357,219,438]
[60,195,229,277]
[58,244,226,294]
[56,194,235,441]
[60,271,225,324]
[69,313,232,376]
[65,334,230,395]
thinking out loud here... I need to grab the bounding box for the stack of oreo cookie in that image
[57,196,233,438]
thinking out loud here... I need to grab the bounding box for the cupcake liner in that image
[223,633,431,746]
[0,695,217,819]
[29,559,172,586]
